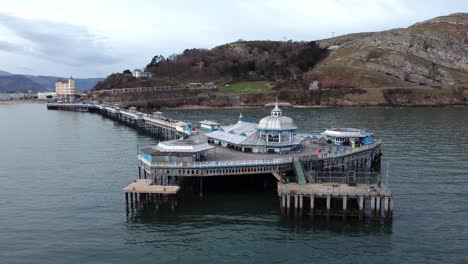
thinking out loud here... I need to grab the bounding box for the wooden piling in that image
[294,195,298,216]
[376,196,381,218]
[342,195,347,219]
[359,196,364,220]
[310,195,315,217]
[171,194,175,212]
[370,197,376,218]
[200,177,203,198]
[383,196,389,220]
[280,195,285,215]
[299,195,303,216]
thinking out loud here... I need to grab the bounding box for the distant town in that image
[0,68,150,102]
[0,76,82,102]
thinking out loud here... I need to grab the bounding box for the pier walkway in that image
[47,103,190,140]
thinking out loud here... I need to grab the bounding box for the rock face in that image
[311,13,468,89]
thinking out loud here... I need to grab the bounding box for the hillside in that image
[93,13,468,107]
[92,41,327,90]
[308,13,468,89]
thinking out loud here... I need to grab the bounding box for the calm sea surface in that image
[0,103,467,264]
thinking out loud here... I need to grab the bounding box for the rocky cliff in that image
[309,13,467,89]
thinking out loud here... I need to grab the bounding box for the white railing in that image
[142,157,293,168]
[143,116,180,129]
[301,140,381,160]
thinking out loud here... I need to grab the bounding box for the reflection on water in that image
[0,104,466,264]
[125,193,393,236]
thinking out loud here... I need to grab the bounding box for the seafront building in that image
[37,91,57,100]
[55,77,76,102]
[199,120,221,131]
[0,92,30,100]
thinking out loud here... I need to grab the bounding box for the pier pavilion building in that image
[199,120,221,131]
[205,104,304,153]
[321,128,374,147]
[139,139,213,165]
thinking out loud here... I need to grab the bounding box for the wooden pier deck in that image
[277,182,393,220]
[123,179,180,194]
[278,183,390,197]
[123,179,180,211]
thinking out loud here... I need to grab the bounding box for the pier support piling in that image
[384,197,389,219]
[376,196,381,218]
[286,195,291,216]
[199,177,203,198]
[299,195,303,216]
[310,195,315,217]
[342,195,347,219]
[359,196,364,220]
[294,195,298,216]
[281,195,286,216]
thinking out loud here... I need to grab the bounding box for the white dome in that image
[258,116,297,131]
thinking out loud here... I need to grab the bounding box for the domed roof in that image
[258,115,297,131]
[257,103,297,131]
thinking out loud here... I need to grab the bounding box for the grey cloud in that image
[0,13,120,67]
[0,40,21,52]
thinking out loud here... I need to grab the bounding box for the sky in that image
[0,0,466,78]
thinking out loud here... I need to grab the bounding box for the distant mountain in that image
[0,70,12,76]
[23,75,104,91]
[0,71,104,92]
[0,75,44,92]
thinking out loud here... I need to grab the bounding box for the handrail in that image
[143,156,293,168]
[310,172,381,184]
[300,140,381,160]
[139,141,381,168]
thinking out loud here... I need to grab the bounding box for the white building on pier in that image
[205,104,304,153]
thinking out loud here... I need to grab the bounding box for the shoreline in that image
[0,100,46,105]
[7,100,466,109]
[158,103,467,110]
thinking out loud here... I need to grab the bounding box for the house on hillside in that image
[133,69,154,79]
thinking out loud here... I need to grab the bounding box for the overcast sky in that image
[0,0,466,78]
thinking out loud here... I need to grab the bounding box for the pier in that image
[47,103,191,139]
[47,102,393,221]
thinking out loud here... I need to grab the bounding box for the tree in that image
[123,69,132,74]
